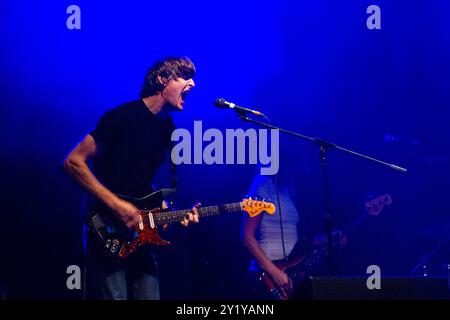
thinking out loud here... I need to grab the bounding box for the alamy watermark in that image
[66,5,81,30]
[67,5,380,31]
[367,5,381,30]
[171,121,279,175]
[366,265,381,290]
[66,265,81,290]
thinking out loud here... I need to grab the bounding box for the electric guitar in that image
[259,193,392,300]
[89,189,276,259]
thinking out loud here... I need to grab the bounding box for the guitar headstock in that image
[365,193,392,216]
[241,197,276,218]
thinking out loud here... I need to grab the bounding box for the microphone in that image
[214,98,269,120]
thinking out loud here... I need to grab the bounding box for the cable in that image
[274,173,287,262]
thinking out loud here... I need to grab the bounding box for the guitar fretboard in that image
[287,211,370,286]
[150,203,243,226]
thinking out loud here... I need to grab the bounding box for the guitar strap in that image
[170,157,177,190]
[169,140,177,190]
[273,174,288,262]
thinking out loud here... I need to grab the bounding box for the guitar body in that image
[88,190,169,259]
[260,253,308,300]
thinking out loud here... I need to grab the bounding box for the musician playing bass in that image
[241,157,346,300]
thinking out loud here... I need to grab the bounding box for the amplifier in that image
[297,276,450,300]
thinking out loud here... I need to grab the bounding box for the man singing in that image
[64,57,199,300]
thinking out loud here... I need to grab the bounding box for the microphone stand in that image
[234,111,407,275]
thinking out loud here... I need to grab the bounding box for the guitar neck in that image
[153,203,243,226]
[288,245,328,287]
[288,210,369,286]
[342,211,369,236]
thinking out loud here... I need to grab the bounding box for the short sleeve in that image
[89,108,122,152]
[248,175,276,200]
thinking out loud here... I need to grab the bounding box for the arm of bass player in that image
[241,213,293,298]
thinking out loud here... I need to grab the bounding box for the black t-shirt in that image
[89,99,175,200]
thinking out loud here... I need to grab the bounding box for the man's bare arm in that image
[63,134,140,229]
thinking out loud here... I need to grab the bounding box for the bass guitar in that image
[259,193,392,300]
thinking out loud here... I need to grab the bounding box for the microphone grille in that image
[214,98,227,108]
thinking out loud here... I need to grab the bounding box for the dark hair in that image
[140,56,196,98]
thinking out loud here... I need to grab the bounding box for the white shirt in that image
[249,175,300,261]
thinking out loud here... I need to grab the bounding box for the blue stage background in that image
[1,1,450,299]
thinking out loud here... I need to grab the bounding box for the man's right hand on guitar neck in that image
[112,198,141,229]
